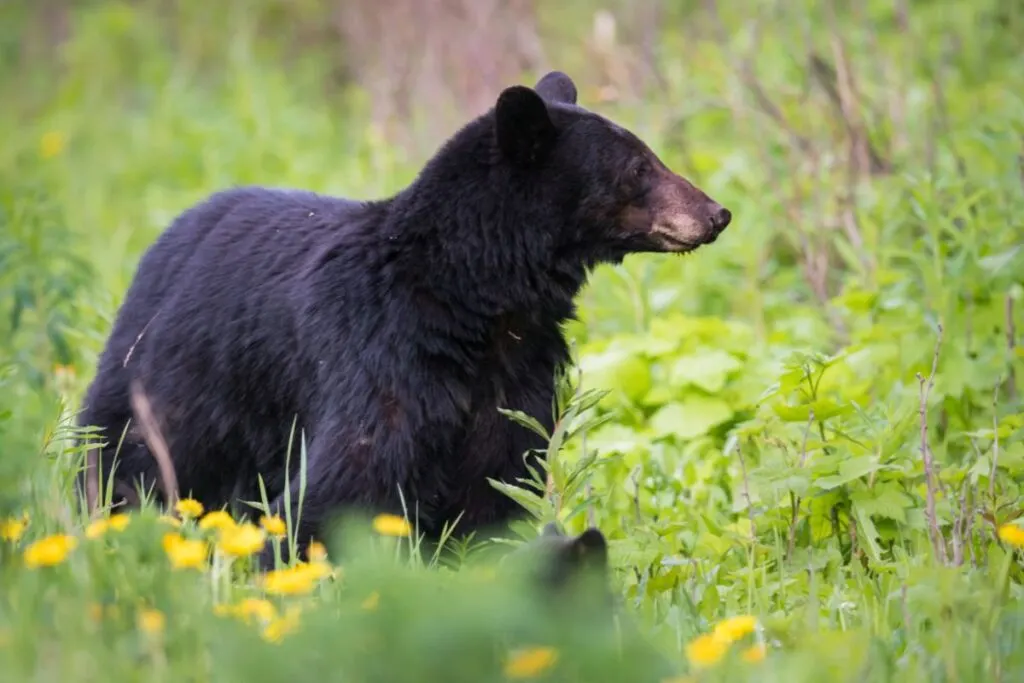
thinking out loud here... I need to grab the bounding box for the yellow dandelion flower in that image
[741,643,767,663]
[158,514,182,528]
[54,364,76,389]
[260,515,287,537]
[235,598,277,625]
[162,532,208,570]
[137,608,165,635]
[684,633,728,670]
[175,498,204,519]
[88,602,104,622]
[216,522,266,557]
[998,523,1024,548]
[360,591,380,611]
[85,519,109,539]
[262,606,301,644]
[0,517,27,543]
[712,615,759,643]
[307,541,328,562]
[39,131,65,159]
[23,533,78,568]
[503,646,559,679]
[85,514,127,540]
[306,561,333,581]
[198,510,236,532]
[372,513,412,537]
[262,563,326,596]
[470,566,498,582]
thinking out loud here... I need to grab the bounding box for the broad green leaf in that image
[578,349,652,403]
[852,502,884,564]
[649,397,735,441]
[668,349,742,393]
[978,245,1021,274]
[850,486,915,523]
[815,457,886,490]
[773,399,851,422]
[586,424,649,456]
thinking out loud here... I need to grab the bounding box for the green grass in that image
[2,0,1024,681]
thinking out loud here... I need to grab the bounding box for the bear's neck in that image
[383,171,590,327]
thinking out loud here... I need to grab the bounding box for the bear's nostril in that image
[711,207,732,232]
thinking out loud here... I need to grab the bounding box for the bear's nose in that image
[710,207,732,233]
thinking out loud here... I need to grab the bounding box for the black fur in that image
[506,523,610,593]
[77,71,731,565]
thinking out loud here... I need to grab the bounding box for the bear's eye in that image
[631,161,652,180]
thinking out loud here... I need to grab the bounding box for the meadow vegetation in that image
[1,1,1023,681]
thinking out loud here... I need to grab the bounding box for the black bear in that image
[77,71,731,564]
[503,523,610,595]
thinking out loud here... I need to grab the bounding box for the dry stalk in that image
[85,447,99,516]
[989,383,1001,503]
[916,323,947,564]
[950,482,970,566]
[129,380,180,509]
[1005,292,1018,401]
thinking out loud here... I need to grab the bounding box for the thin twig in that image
[787,410,815,560]
[916,322,946,564]
[1005,292,1018,401]
[989,383,1001,503]
[900,583,911,634]
[577,365,596,529]
[737,441,757,541]
[630,467,642,523]
[129,379,179,509]
[951,481,968,566]
[849,512,860,563]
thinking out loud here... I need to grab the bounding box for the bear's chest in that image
[482,312,566,394]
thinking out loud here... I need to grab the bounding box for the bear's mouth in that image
[649,229,718,253]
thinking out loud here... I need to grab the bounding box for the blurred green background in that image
[1,1,1023,681]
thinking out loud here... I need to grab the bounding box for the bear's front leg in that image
[253,421,435,570]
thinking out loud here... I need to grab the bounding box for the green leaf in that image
[773,399,851,422]
[668,349,742,393]
[852,502,884,564]
[586,425,650,456]
[578,349,652,403]
[814,457,886,490]
[487,478,545,518]
[497,408,550,440]
[850,486,914,523]
[649,396,735,441]
[978,245,1021,274]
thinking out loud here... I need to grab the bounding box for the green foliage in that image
[1,0,1024,681]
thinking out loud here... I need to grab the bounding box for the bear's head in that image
[504,522,611,597]
[493,71,732,266]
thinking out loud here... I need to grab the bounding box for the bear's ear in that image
[564,527,608,571]
[495,85,557,166]
[572,528,608,559]
[534,71,578,105]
